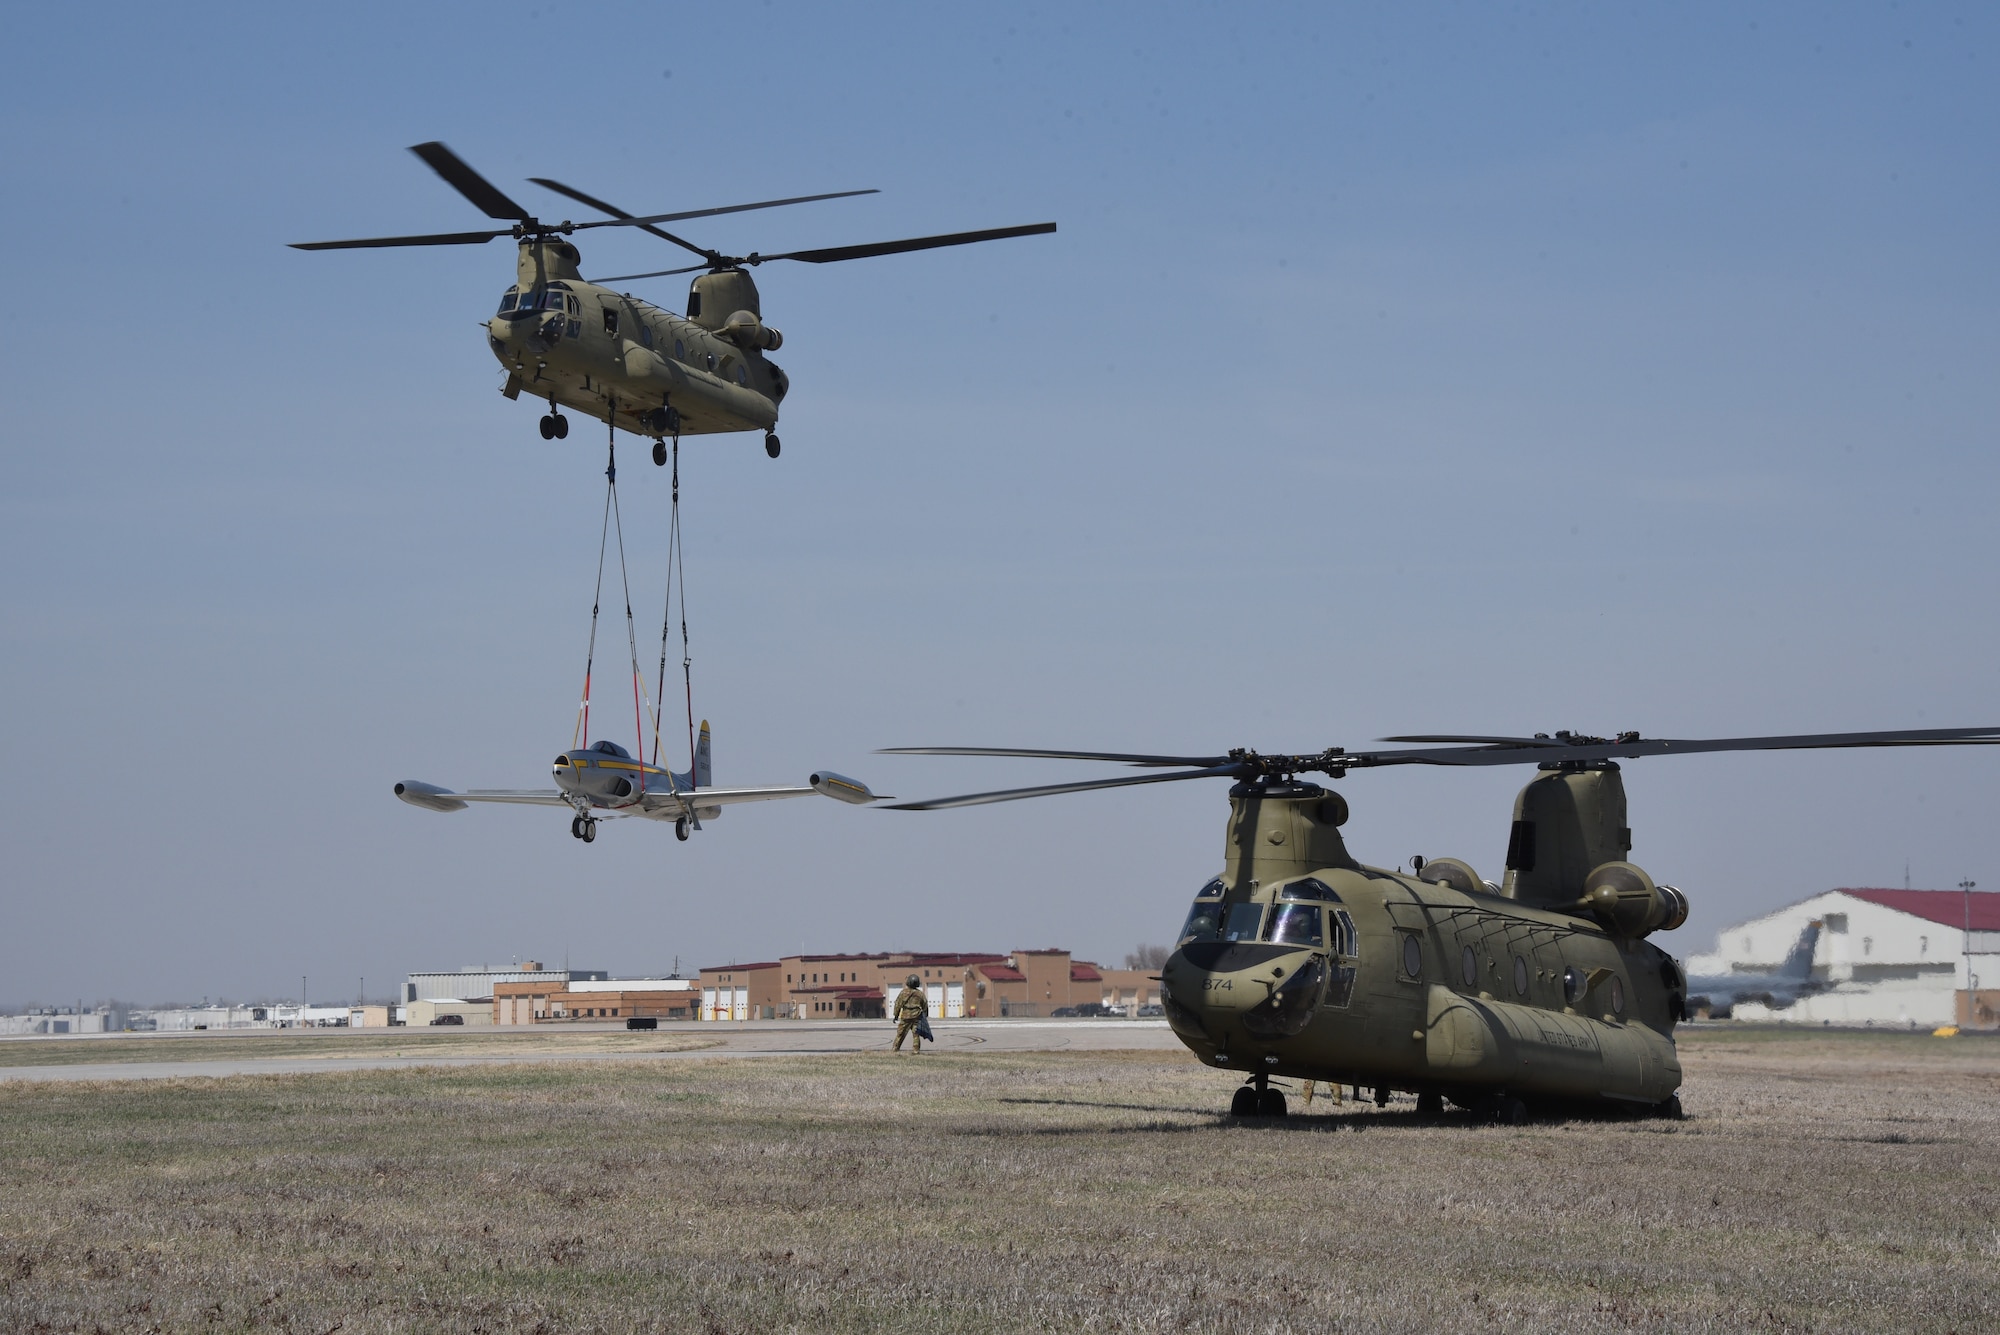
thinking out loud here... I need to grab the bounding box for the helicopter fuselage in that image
[1160,777,1686,1112]
[488,242,784,442]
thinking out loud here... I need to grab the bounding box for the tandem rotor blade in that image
[409,141,531,220]
[290,228,512,251]
[591,261,714,281]
[880,745,1234,769]
[883,764,1242,811]
[1347,725,2000,769]
[531,179,878,228]
[756,221,1056,265]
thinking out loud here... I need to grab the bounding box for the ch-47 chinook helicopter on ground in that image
[397,721,882,843]
[884,725,2000,1122]
[292,142,1054,462]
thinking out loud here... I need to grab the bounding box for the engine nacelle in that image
[810,771,877,804]
[394,780,467,813]
[1577,861,1688,938]
[722,310,782,351]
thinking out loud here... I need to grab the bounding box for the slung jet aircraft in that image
[396,721,882,842]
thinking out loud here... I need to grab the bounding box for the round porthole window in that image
[1402,935,1422,978]
[1610,976,1625,1015]
[674,339,685,361]
[1461,945,1477,987]
[706,352,717,371]
[1563,966,1586,1006]
[1513,955,1530,996]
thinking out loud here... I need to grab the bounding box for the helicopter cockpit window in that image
[497,288,519,313]
[639,324,653,349]
[1263,903,1324,949]
[1220,903,1265,943]
[1178,899,1222,945]
[1279,878,1342,902]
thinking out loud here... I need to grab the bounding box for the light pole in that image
[1961,879,1979,1027]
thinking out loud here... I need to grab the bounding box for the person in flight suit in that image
[891,974,928,1053]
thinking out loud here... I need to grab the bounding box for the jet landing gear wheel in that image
[579,818,596,843]
[570,815,597,842]
[652,439,668,468]
[675,816,690,842]
[569,816,582,839]
[764,433,780,459]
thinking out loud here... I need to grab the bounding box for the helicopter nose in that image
[1163,942,1323,1042]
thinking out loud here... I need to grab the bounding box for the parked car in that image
[1137,1004,1164,1017]
[1049,1006,1079,1017]
[429,1014,464,1026]
[1072,1002,1111,1018]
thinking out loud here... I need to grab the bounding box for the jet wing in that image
[394,780,567,812]
[635,770,884,813]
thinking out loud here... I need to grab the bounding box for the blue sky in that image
[2,3,1995,1004]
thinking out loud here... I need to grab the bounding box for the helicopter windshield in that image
[1219,903,1264,943]
[497,287,519,313]
[1263,903,1324,949]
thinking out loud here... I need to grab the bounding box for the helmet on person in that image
[906,974,921,988]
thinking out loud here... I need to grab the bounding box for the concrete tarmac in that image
[0,1019,1183,1084]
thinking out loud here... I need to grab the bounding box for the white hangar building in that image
[1685,888,2000,1027]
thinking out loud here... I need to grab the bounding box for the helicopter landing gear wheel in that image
[765,433,780,459]
[1481,1095,1527,1125]
[1416,1091,1444,1116]
[1229,1086,1257,1117]
[539,415,556,440]
[1255,1088,1287,1118]
[675,816,690,842]
[552,413,569,439]
[652,439,668,468]
[1652,1094,1684,1120]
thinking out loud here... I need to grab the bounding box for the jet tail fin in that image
[695,720,713,788]
[1779,920,1822,980]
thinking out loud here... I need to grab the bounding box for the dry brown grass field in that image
[1,1027,1996,1333]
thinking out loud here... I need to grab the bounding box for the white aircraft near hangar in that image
[395,721,882,842]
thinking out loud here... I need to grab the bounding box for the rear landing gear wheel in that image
[1652,1094,1684,1120]
[1416,1091,1444,1115]
[552,414,569,440]
[1256,1088,1287,1118]
[675,816,690,842]
[1492,1095,1528,1125]
[765,433,780,458]
[652,439,668,468]
[539,415,556,440]
[1229,1086,1257,1117]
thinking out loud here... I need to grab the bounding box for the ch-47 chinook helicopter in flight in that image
[397,721,882,843]
[885,725,2000,1122]
[292,143,1055,462]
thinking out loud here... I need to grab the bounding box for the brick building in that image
[492,978,699,1024]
